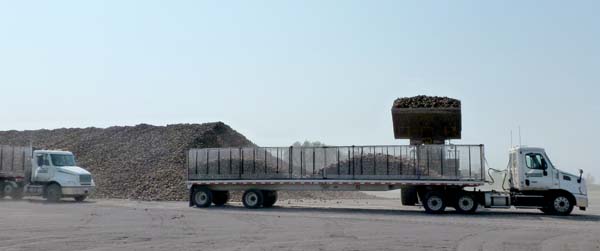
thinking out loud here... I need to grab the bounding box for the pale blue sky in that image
[1,1,599,180]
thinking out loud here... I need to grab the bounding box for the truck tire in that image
[0,182,5,199]
[455,193,478,214]
[192,187,213,208]
[212,191,230,206]
[548,193,574,216]
[401,186,418,206]
[423,191,446,214]
[242,189,264,209]
[74,196,87,202]
[46,184,62,202]
[262,191,278,208]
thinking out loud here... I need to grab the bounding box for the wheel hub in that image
[458,196,474,211]
[554,196,570,212]
[427,196,443,211]
[246,193,258,206]
[195,192,208,205]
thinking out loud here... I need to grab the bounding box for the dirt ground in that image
[1,191,599,251]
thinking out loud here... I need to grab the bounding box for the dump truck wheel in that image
[74,196,87,202]
[46,184,62,202]
[0,182,5,199]
[192,187,212,208]
[423,191,446,214]
[212,191,230,206]
[242,189,263,209]
[455,193,478,214]
[262,191,278,208]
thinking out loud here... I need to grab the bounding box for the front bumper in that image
[574,194,588,208]
[61,186,95,196]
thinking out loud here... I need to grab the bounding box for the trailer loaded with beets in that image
[187,96,589,215]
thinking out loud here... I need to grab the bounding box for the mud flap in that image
[188,187,194,207]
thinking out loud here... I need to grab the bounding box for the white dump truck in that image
[185,144,587,215]
[0,145,95,201]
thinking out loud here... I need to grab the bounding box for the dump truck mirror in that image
[37,156,43,167]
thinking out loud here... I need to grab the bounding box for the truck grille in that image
[79,174,92,185]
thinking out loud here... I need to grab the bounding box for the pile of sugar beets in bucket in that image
[0,123,374,201]
[393,95,461,108]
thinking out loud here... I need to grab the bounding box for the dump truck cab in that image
[28,150,95,201]
[508,146,588,212]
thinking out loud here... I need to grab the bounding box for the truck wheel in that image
[74,196,87,202]
[212,191,230,206]
[192,187,213,208]
[423,191,446,214]
[46,184,62,202]
[2,182,13,199]
[0,182,5,199]
[242,189,264,209]
[401,186,418,206]
[262,191,278,208]
[455,193,478,214]
[549,194,574,216]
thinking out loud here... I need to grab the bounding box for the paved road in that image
[0,193,598,251]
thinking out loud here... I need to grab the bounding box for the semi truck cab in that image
[27,150,95,201]
[507,146,588,212]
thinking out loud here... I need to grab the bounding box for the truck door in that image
[33,154,51,182]
[522,152,555,190]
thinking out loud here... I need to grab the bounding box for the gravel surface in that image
[0,190,598,251]
[393,95,461,108]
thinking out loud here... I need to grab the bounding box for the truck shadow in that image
[207,204,600,222]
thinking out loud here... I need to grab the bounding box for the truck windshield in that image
[50,154,76,166]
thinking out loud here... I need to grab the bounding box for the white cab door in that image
[522,151,555,190]
[33,154,51,182]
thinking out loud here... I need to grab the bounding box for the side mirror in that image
[37,157,43,167]
[578,169,583,183]
[541,159,548,170]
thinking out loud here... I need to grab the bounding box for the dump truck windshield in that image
[51,154,76,167]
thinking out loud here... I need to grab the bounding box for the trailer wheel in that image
[212,191,230,206]
[192,187,213,208]
[74,196,87,202]
[262,191,278,208]
[46,183,62,202]
[548,194,574,216]
[455,193,478,214]
[423,191,446,214]
[242,189,264,209]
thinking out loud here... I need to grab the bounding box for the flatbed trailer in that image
[186,144,588,215]
[187,144,491,211]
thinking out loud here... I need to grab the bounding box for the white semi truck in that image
[0,145,95,202]
[185,144,588,215]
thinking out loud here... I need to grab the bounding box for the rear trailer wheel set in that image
[191,186,277,209]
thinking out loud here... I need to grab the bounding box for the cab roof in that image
[509,146,545,153]
[33,150,73,155]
